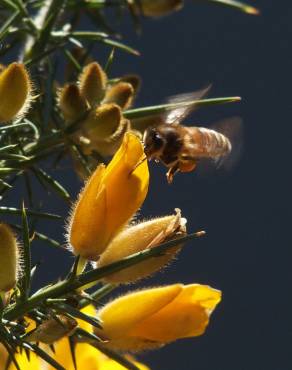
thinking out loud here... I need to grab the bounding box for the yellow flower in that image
[94,284,221,351]
[97,209,187,284]
[68,132,149,260]
[3,306,149,370]
[0,224,20,292]
[0,63,32,123]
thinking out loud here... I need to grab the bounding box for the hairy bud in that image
[79,62,107,107]
[58,83,88,122]
[104,82,135,110]
[0,63,32,123]
[97,209,187,283]
[0,224,20,292]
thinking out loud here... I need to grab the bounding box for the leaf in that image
[32,167,71,202]
[0,9,20,41]
[104,47,115,74]
[124,96,242,119]
[0,206,62,220]
[79,284,116,309]
[19,202,32,300]
[24,342,66,370]
[199,0,260,15]
[68,336,77,370]
[48,302,102,329]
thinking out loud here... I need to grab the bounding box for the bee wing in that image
[164,85,212,125]
[196,117,243,176]
[213,116,243,171]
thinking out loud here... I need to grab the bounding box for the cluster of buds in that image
[58,62,140,159]
[0,63,32,123]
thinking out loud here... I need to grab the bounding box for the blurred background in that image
[7,0,292,369]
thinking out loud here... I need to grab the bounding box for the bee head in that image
[143,127,164,158]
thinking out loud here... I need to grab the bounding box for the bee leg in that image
[166,164,180,184]
[178,160,197,173]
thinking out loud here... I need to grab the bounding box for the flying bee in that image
[142,87,242,183]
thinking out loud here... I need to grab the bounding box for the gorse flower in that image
[0,63,32,123]
[0,306,149,369]
[94,284,221,351]
[68,132,149,260]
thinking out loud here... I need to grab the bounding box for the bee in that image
[143,87,241,183]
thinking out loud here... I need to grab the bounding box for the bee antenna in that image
[129,156,147,176]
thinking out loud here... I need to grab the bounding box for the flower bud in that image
[58,83,88,122]
[80,103,131,156]
[104,82,135,110]
[79,62,107,107]
[0,224,20,292]
[87,118,130,157]
[118,74,141,94]
[26,315,77,344]
[97,209,186,284]
[94,284,221,352]
[135,0,183,17]
[0,63,32,123]
[83,103,122,140]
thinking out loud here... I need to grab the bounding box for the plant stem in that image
[4,231,204,321]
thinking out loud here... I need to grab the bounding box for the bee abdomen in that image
[197,127,231,157]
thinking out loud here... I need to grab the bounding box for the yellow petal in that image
[101,132,149,248]
[50,340,103,370]
[0,63,31,123]
[96,284,182,338]
[7,349,41,370]
[69,132,149,260]
[69,165,108,259]
[131,284,221,342]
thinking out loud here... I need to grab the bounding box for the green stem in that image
[4,231,203,321]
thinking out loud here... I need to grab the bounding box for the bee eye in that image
[151,131,163,148]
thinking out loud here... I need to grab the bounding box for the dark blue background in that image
[9,0,292,369]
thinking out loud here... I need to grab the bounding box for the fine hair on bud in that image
[58,83,88,122]
[104,82,135,110]
[79,62,107,107]
[0,63,32,123]
[0,224,21,292]
[97,209,187,284]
